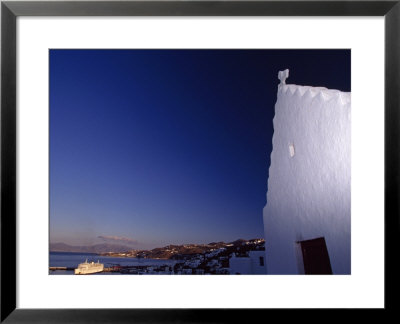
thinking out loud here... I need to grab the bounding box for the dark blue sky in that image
[50,49,350,249]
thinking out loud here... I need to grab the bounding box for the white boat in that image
[74,259,104,275]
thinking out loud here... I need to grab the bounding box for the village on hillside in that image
[99,238,266,275]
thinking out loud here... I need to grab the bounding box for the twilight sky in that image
[50,49,350,250]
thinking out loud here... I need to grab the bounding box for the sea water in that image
[49,252,177,275]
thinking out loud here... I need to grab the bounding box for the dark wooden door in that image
[300,237,332,274]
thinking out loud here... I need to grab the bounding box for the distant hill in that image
[99,238,265,260]
[230,239,247,246]
[50,238,266,257]
[50,242,132,253]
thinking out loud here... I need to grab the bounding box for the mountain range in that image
[50,242,132,253]
[50,238,264,256]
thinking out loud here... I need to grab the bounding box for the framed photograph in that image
[1,0,398,322]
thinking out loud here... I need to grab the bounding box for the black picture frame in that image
[1,0,399,322]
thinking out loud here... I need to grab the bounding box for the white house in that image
[229,251,267,274]
[263,70,351,274]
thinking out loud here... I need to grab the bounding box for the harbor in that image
[50,239,267,275]
[49,264,174,275]
[49,252,177,275]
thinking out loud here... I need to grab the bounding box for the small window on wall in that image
[259,256,264,266]
[299,237,332,274]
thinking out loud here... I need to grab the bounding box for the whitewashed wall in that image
[229,251,267,274]
[263,71,351,274]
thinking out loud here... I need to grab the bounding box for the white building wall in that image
[263,70,351,274]
[229,251,267,274]
[229,254,252,274]
[249,251,267,274]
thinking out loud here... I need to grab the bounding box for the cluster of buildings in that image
[114,240,267,275]
[170,241,266,275]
